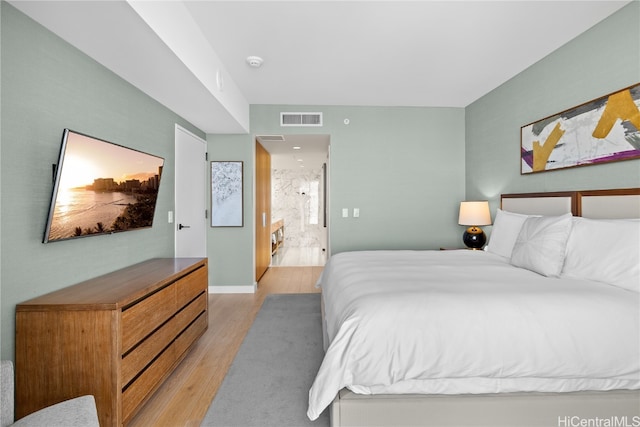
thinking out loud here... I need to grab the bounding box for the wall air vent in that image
[280,112,323,127]
[257,135,286,142]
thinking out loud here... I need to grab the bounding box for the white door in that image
[175,124,207,257]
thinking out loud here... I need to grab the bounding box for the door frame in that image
[254,139,271,282]
[253,135,332,272]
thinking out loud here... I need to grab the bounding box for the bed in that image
[308,188,640,427]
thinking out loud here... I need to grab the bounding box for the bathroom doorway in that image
[257,134,329,267]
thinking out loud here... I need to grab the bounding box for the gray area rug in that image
[201,293,330,427]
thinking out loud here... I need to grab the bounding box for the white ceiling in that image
[257,134,330,170]
[10,0,630,169]
[183,0,629,107]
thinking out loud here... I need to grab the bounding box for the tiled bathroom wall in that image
[272,168,326,249]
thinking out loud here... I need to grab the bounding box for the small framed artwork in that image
[211,161,243,227]
[521,83,640,174]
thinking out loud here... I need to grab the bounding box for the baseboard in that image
[208,283,257,294]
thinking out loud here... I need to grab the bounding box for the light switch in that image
[342,208,349,218]
[353,208,360,218]
[168,211,174,224]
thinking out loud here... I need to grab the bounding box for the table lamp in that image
[458,201,491,249]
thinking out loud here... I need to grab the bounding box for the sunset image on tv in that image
[44,130,164,242]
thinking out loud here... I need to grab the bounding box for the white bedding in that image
[307,250,640,420]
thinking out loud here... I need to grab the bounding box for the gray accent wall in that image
[465,1,640,213]
[0,3,203,360]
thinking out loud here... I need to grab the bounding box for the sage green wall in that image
[465,1,640,212]
[206,134,255,288]
[5,0,635,355]
[0,3,203,360]
[206,105,466,288]
[324,106,466,253]
[252,106,466,254]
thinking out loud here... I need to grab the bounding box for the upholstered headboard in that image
[501,191,576,216]
[578,189,640,219]
[501,188,640,219]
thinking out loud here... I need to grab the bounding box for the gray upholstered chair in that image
[1,361,99,427]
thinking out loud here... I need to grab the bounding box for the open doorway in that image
[257,134,330,267]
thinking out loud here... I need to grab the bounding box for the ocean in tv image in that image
[44,130,164,242]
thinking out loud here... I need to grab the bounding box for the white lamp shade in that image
[458,201,491,226]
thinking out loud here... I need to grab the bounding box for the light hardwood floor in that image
[128,266,323,427]
[271,246,326,266]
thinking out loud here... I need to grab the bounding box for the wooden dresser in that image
[15,257,208,427]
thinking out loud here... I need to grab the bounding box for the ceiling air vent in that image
[257,135,286,142]
[280,112,323,127]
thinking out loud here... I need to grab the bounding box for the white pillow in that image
[510,213,573,277]
[486,209,531,259]
[562,217,640,292]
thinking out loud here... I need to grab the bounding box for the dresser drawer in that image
[176,266,207,309]
[121,314,179,387]
[122,344,176,424]
[175,293,207,334]
[121,284,176,354]
[174,312,207,360]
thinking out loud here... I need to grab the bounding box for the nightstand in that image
[439,247,477,250]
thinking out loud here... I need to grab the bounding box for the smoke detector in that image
[246,56,264,68]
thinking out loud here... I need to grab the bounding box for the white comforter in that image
[307,250,640,420]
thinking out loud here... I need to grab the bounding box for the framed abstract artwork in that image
[521,83,640,174]
[211,161,243,227]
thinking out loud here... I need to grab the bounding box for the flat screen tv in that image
[43,129,165,243]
